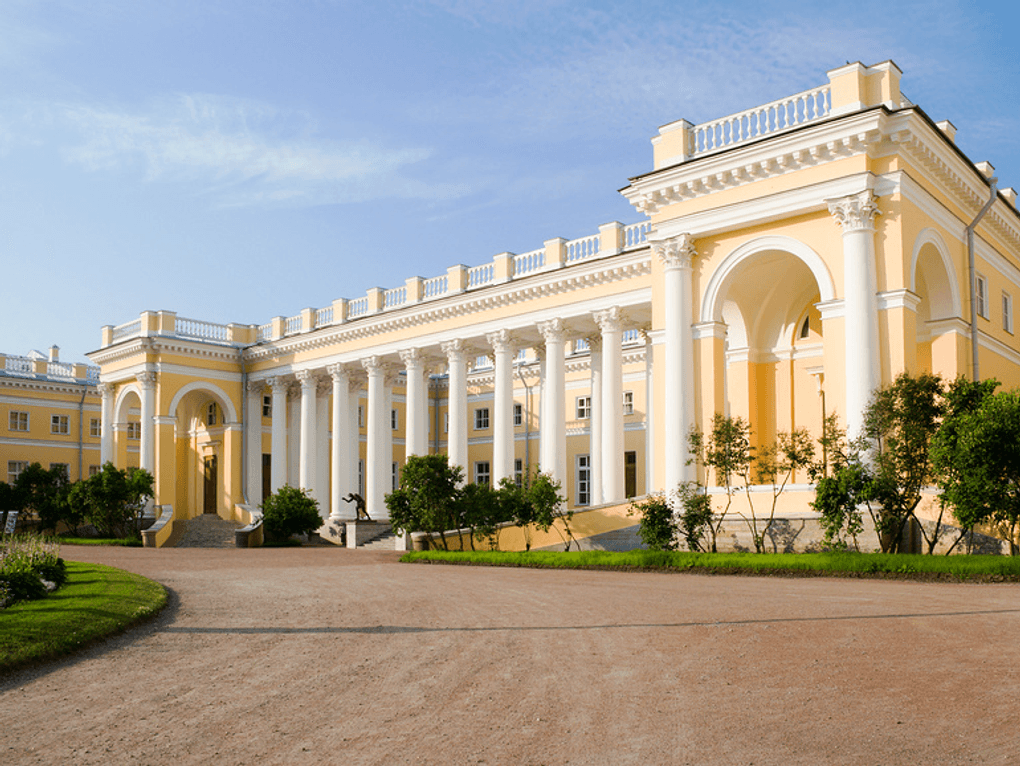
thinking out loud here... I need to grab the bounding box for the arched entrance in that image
[911,229,963,376]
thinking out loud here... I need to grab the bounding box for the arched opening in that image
[702,238,832,456]
[113,384,142,470]
[912,230,962,376]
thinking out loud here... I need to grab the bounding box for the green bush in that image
[0,534,64,606]
[629,494,677,551]
[261,485,322,542]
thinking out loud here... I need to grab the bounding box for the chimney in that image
[49,345,60,362]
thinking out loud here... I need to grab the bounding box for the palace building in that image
[86,61,1020,549]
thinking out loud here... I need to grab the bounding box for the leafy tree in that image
[933,385,1020,555]
[754,428,815,550]
[674,481,714,553]
[809,415,872,551]
[260,484,322,542]
[14,463,71,534]
[628,493,677,551]
[66,462,154,538]
[863,372,946,553]
[459,481,502,550]
[688,413,753,552]
[385,454,463,550]
[495,469,570,551]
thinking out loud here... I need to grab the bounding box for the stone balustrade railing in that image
[0,353,100,383]
[101,218,652,348]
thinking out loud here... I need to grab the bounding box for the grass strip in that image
[0,562,167,674]
[56,535,143,547]
[401,549,1020,582]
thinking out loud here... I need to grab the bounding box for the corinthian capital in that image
[537,318,567,345]
[136,371,156,389]
[828,190,880,233]
[399,348,425,369]
[593,306,625,334]
[441,339,466,362]
[486,329,516,354]
[653,233,697,270]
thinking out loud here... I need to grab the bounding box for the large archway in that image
[911,229,963,376]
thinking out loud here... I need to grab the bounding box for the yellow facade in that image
[86,61,1020,550]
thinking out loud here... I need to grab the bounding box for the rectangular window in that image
[625,451,637,499]
[358,459,365,496]
[89,465,101,477]
[474,408,489,430]
[8,460,28,484]
[391,409,399,431]
[127,422,141,440]
[576,454,591,506]
[623,391,634,416]
[358,405,364,428]
[51,415,69,434]
[976,274,989,319]
[444,411,449,433]
[514,458,523,487]
[90,418,101,437]
[206,403,217,426]
[513,402,523,427]
[1003,292,1013,334]
[263,394,272,417]
[474,461,490,487]
[576,396,591,420]
[50,463,69,480]
[392,462,399,491]
[9,411,28,432]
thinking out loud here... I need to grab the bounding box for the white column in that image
[136,371,156,474]
[488,330,516,484]
[399,349,428,458]
[642,329,655,494]
[316,380,330,517]
[268,377,288,492]
[595,308,625,504]
[296,370,317,492]
[245,381,263,506]
[829,190,881,439]
[328,365,354,521]
[99,383,114,466]
[537,319,567,487]
[441,340,469,476]
[362,356,392,520]
[287,384,300,486]
[588,337,603,505]
[654,234,697,492]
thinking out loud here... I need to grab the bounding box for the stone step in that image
[359,532,397,550]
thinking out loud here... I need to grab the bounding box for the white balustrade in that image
[315,306,334,327]
[47,361,73,377]
[566,234,599,262]
[86,366,101,381]
[257,323,272,341]
[512,248,545,277]
[347,296,369,319]
[574,339,590,354]
[692,84,831,157]
[422,274,448,299]
[176,317,229,341]
[467,263,494,288]
[111,319,142,341]
[624,221,650,248]
[284,314,302,335]
[622,329,641,345]
[383,286,406,308]
[5,356,33,374]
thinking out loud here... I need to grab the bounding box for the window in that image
[513,402,523,427]
[89,465,101,477]
[976,274,989,319]
[576,454,591,506]
[391,409,399,431]
[625,451,637,499]
[358,406,364,428]
[206,403,217,426]
[8,461,28,484]
[474,461,490,486]
[1004,292,1013,334]
[623,391,634,416]
[51,415,69,434]
[50,463,69,480]
[444,412,449,433]
[263,394,272,417]
[127,422,141,440]
[799,316,811,339]
[514,458,523,487]
[392,462,399,491]
[9,411,28,432]
[358,459,364,496]
[474,408,489,430]
[90,418,101,437]
[576,396,591,420]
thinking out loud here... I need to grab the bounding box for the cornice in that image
[0,375,99,397]
[244,250,652,362]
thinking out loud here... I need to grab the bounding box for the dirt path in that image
[3,546,1020,765]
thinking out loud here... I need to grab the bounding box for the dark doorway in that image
[624,451,637,499]
[203,455,218,513]
[262,454,272,503]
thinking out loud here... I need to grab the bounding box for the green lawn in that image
[0,561,167,674]
[402,549,1020,581]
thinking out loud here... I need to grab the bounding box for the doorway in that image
[203,455,218,513]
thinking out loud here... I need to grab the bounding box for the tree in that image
[495,469,570,551]
[754,428,815,551]
[863,372,946,553]
[809,415,872,551]
[385,454,463,550]
[933,385,1020,555]
[66,462,154,538]
[688,413,752,552]
[14,463,71,534]
[629,493,677,551]
[260,485,322,542]
[459,481,501,550]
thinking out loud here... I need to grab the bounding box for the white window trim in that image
[474,460,491,486]
[474,407,490,430]
[623,391,634,416]
[9,411,29,432]
[1003,291,1013,334]
[576,396,591,420]
[513,402,523,427]
[51,414,70,435]
[976,273,989,319]
[576,453,591,506]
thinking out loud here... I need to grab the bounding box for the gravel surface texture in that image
[3,545,1020,765]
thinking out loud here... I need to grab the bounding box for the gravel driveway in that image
[2,546,1019,765]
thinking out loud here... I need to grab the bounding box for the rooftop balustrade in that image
[0,353,100,384]
[100,218,652,348]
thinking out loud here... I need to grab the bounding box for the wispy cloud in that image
[48,94,470,207]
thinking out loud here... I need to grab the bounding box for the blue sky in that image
[2,0,1017,363]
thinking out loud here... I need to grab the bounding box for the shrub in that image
[629,494,677,551]
[261,485,322,542]
[0,534,64,607]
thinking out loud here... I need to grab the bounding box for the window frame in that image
[1003,291,1013,334]
[90,418,101,437]
[474,407,490,430]
[8,411,29,432]
[126,422,141,440]
[976,273,989,319]
[576,396,591,420]
[8,460,28,484]
[576,454,591,506]
[513,402,523,427]
[474,460,491,487]
[51,414,70,435]
[623,391,634,416]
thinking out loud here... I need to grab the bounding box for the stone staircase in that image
[357,529,399,550]
[174,514,243,548]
